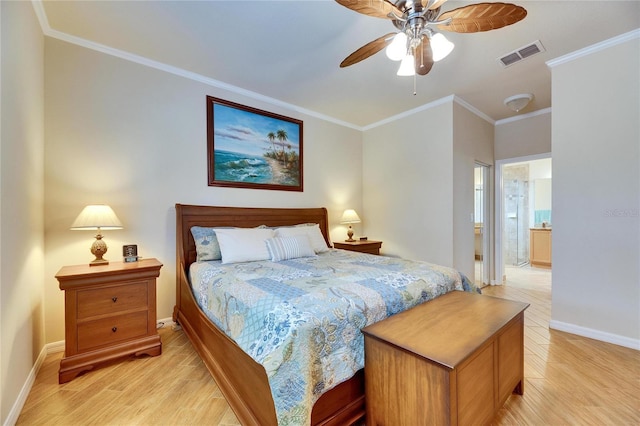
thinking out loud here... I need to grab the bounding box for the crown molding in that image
[31,0,554,132]
[547,28,640,68]
[495,107,552,126]
[30,1,361,131]
[453,96,495,124]
[362,95,455,131]
[362,94,497,131]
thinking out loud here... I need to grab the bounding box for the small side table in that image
[333,240,382,255]
[55,258,163,383]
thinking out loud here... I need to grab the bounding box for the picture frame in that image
[207,96,303,191]
[122,244,138,262]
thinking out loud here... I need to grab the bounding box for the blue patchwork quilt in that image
[189,249,479,425]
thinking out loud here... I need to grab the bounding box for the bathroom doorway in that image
[495,154,552,284]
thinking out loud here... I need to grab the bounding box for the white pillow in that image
[214,227,275,264]
[275,224,329,253]
[265,235,316,262]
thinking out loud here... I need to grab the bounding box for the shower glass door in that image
[503,164,530,266]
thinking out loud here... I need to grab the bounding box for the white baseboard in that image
[549,320,640,350]
[3,341,50,426]
[46,340,65,354]
[4,318,177,426]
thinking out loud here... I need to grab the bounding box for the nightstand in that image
[55,258,163,383]
[333,240,383,255]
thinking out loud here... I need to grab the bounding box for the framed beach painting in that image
[207,96,303,191]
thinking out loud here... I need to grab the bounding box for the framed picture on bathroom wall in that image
[206,96,303,192]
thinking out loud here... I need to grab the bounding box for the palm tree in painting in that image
[276,129,288,167]
[263,128,299,183]
[267,131,276,155]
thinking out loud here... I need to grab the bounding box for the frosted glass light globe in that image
[431,32,455,62]
[397,54,415,76]
[386,32,408,61]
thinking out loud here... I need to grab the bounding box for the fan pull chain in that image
[413,72,417,96]
[414,45,423,96]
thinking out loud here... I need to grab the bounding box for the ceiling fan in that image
[337,0,527,77]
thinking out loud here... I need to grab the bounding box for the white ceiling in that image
[39,0,640,128]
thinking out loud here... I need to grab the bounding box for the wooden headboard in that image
[175,204,331,270]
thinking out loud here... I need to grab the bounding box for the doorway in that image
[474,163,490,286]
[495,154,552,284]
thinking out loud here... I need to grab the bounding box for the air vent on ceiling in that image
[498,40,546,67]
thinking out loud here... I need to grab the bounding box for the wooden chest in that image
[362,291,529,425]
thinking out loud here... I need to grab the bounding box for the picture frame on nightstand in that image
[123,244,138,262]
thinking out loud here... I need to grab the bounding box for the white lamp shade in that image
[385,32,408,61]
[430,33,455,62]
[340,209,361,224]
[397,54,415,76]
[71,205,123,230]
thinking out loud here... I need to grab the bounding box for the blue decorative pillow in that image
[190,226,222,261]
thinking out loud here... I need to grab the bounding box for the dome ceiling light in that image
[504,93,533,112]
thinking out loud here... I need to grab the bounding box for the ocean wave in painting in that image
[214,150,273,183]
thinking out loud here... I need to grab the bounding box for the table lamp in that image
[71,204,123,266]
[340,209,361,242]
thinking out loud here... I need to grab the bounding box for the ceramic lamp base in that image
[346,226,355,242]
[90,233,109,266]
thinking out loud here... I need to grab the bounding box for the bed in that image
[173,204,478,426]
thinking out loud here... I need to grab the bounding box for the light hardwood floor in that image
[17,266,640,425]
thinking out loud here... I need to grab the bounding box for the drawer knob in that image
[112,326,118,333]
[112,297,118,303]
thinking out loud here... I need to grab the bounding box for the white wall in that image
[550,33,639,347]
[362,101,454,266]
[0,2,45,423]
[452,102,494,280]
[44,38,363,343]
[529,157,552,180]
[534,179,552,211]
[362,98,494,281]
[495,111,551,161]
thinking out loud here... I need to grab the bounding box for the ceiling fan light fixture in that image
[337,0,528,81]
[385,32,408,61]
[504,93,533,112]
[397,54,415,76]
[430,32,455,62]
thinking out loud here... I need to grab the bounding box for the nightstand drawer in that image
[77,282,148,319]
[77,311,148,352]
[334,240,382,255]
[352,246,380,255]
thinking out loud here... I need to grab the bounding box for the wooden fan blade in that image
[436,2,527,33]
[340,32,396,68]
[415,36,434,75]
[335,0,401,19]
[420,0,450,11]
